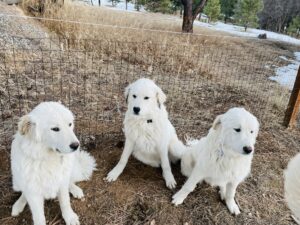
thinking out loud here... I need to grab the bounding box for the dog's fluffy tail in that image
[185,136,200,147]
[284,153,300,225]
[169,136,187,161]
[71,150,97,183]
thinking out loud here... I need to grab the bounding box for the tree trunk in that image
[126,0,127,10]
[181,0,207,33]
[98,0,100,6]
[182,0,193,33]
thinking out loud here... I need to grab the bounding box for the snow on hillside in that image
[194,21,300,46]
[269,52,300,90]
[91,0,145,12]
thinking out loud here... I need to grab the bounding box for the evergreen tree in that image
[288,16,300,35]
[145,0,172,13]
[203,0,221,22]
[234,0,263,31]
[220,0,237,23]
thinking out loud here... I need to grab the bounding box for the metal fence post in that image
[284,66,300,128]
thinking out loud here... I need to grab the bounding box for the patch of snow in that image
[279,56,289,61]
[269,52,300,90]
[194,21,300,46]
[91,0,145,12]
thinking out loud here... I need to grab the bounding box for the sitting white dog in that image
[172,107,259,215]
[11,102,96,225]
[284,153,300,224]
[106,78,185,189]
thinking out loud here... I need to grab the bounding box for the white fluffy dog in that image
[106,78,185,189]
[11,102,96,225]
[284,153,300,224]
[172,108,259,215]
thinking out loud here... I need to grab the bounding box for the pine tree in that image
[220,0,237,23]
[288,16,300,35]
[203,0,221,22]
[234,0,263,31]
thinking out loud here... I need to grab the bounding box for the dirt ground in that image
[1,127,300,225]
[1,2,300,225]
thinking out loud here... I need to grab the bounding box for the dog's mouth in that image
[55,148,74,154]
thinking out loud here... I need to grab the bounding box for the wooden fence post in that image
[284,66,300,128]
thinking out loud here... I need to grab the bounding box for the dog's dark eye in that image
[69,123,72,127]
[250,130,253,134]
[133,95,137,98]
[144,96,149,100]
[51,127,60,132]
[234,128,241,132]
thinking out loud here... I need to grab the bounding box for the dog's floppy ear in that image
[212,115,222,130]
[156,86,166,109]
[18,115,32,135]
[124,84,131,104]
[18,115,40,141]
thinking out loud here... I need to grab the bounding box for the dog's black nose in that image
[70,142,79,151]
[243,146,253,154]
[133,107,140,115]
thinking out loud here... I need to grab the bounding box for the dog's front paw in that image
[219,189,226,201]
[11,202,24,217]
[106,168,121,182]
[163,171,176,189]
[172,190,187,206]
[226,200,241,216]
[63,211,80,225]
[70,184,84,199]
[165,176,177,189]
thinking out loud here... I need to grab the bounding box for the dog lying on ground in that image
[11,102,96,225]
[106,78,186,189]
[284,153,300,224]
[172,108,259,215]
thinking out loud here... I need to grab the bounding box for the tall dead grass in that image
[17,0,292,123]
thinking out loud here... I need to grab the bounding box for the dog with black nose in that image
[11,102,96,225]
[106,78,186,189]
[172,108,259,215]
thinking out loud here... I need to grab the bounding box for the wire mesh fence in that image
[0,35,294,150]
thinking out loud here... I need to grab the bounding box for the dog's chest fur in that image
[205,153,252,186]
[124,117,165,166]
[11,137,74,199]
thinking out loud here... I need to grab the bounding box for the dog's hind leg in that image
[69,183,84,199]
[11,193,27,216]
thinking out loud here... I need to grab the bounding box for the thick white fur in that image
[11,102,96,225]
[284,153,300,224]
[172,108,259,215]
[106,78,185,189]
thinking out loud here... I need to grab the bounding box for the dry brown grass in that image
[1,3,300,225]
